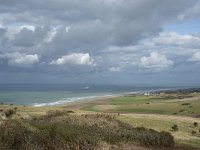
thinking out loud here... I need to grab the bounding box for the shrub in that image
[45,110,69,118]
[181,103,191,105]
[4,109,16,117]
[66,110,75,113]
[0,114,175,149]
[194,122,198,127]
[171,124,178,131]
[191,130,196,135]
[0,120,34,149]
[179,109,185,112]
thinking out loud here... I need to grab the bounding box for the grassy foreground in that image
[0,111,175,150]
[118,114,200,149]
[0,92,200,149]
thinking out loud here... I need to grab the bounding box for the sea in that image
[0,84,184,107]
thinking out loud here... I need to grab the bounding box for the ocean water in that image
[0,84,175,106]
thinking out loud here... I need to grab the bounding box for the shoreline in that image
[33,94,118,107]
[34,87,200,107]
[1,87,200,108]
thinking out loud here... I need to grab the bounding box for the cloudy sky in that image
[0,0,200,86]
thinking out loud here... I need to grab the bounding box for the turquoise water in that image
[0,84,176,106]
[0,90,114,106]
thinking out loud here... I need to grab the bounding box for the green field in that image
[80,94,200,116]
[76,93,200,149]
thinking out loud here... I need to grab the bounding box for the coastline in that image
[32,94,118,107]
[33,87,200,107]
[0,87,200,110]
[1,86,199,108]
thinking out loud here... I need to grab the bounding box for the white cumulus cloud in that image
[50,53,95,66]
[109,67,122,72]
[190,52,200,61]
[0,52,39,67]
[152,32,200,47]
[140,52,173,69]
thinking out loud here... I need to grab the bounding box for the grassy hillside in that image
[0,111,175,150]
[118,114,200,149]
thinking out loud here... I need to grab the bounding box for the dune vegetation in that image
[0,111,175,150]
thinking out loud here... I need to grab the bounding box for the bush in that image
[194,122,198,127]
[179,109,185,112]
[191,130,196,135]
[4,109,16,117]
[0,120,34,149]
[181,103,191,105]
[171,124,178,131]
[0,114,175,149]
[45,110,69,118]
[66,110,75,113]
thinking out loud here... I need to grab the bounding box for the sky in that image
[0,0,200,86]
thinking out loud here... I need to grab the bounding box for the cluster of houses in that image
[142,88,200,96]
[125,88,200,97]
[143,92,165,96]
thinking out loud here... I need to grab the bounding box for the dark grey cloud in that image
[0,28,6,36]
[13,28,35,47]
[12,27,49,47]
[0,0,192,47]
